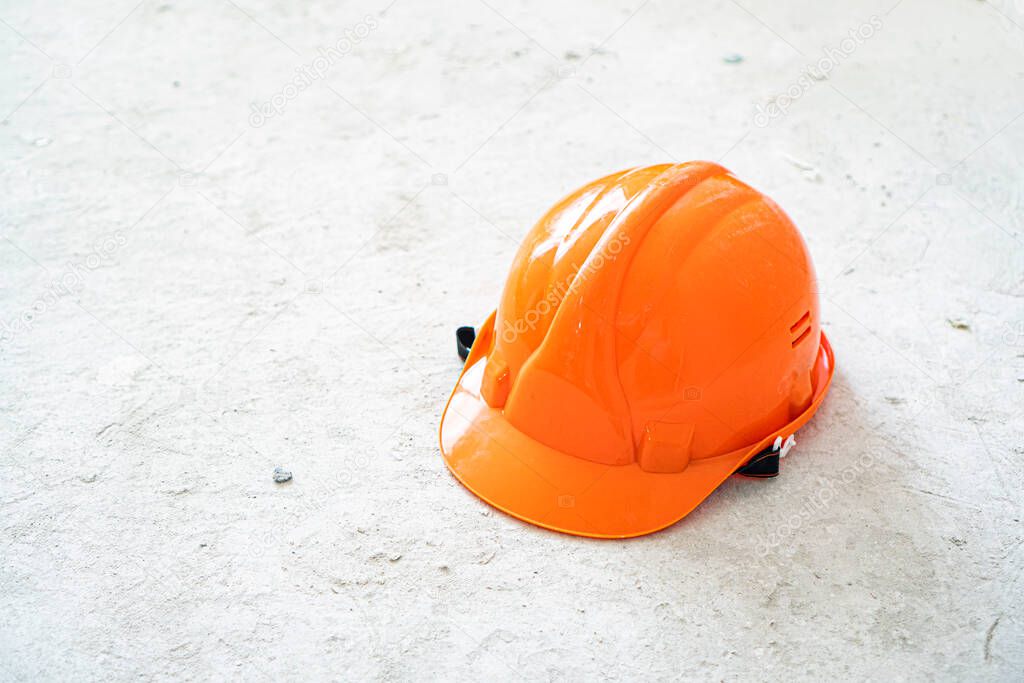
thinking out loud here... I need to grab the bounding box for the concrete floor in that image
[2,0,1023,680]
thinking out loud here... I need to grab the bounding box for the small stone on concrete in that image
[273,466,292,483]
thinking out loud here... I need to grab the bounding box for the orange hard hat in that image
[440,162,835,538]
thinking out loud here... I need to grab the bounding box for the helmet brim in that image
[439,311,835,539]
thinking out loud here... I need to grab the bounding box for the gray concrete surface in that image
[2,0,1023,680]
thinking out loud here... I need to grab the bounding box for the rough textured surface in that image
[2,0,1023,680]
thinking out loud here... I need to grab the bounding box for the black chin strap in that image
[454,324,781,478]
[736,446,780,477]
[456,326,476,362]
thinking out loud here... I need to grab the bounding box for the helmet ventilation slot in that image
[790,311,811,347]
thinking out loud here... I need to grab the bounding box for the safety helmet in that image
[440,162,834,538]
